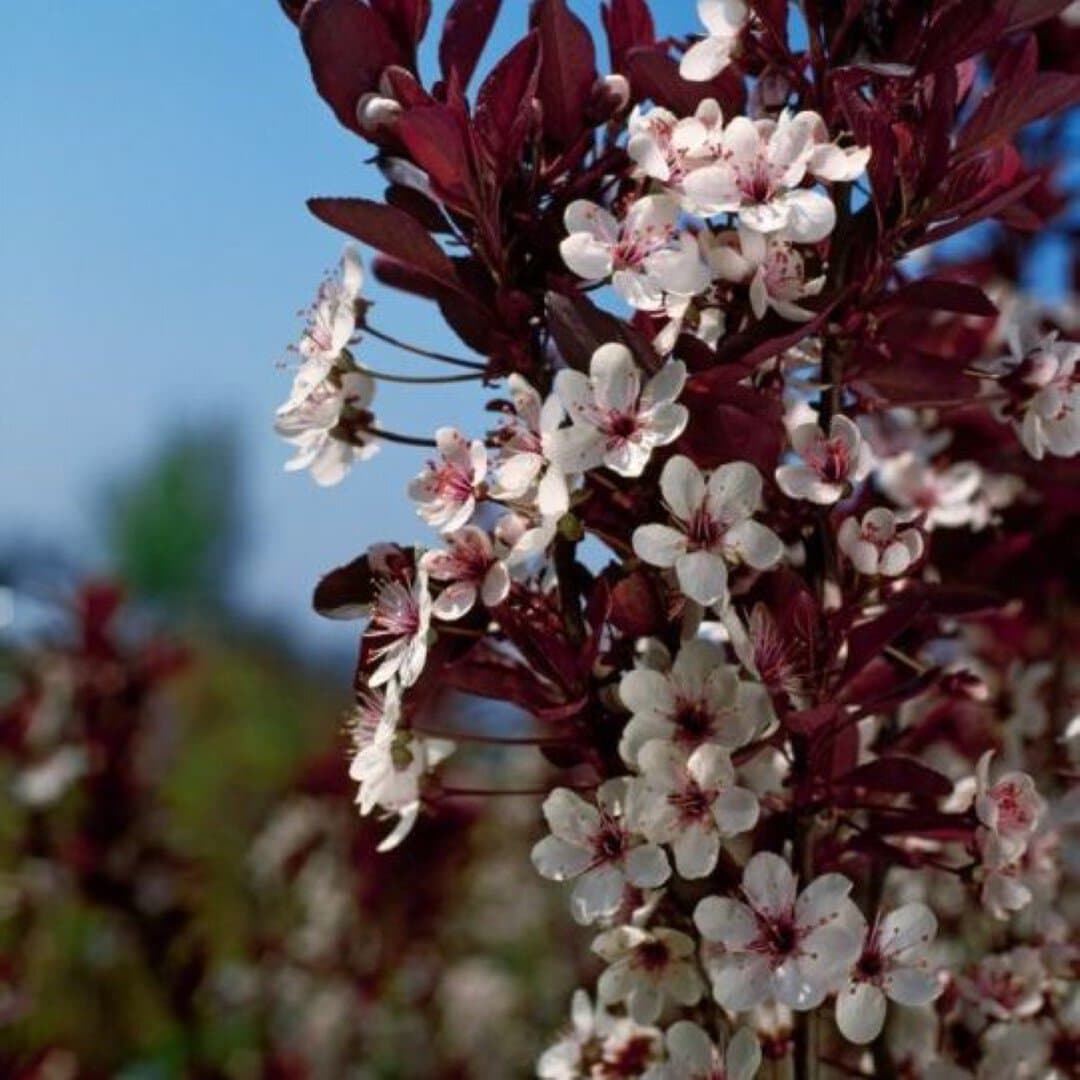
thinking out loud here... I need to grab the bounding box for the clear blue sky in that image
[0,3,1069,655]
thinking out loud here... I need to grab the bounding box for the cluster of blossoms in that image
[274,0,1080,1075]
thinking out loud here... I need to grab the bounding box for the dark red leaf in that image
[395,105,476,207]
[839,592,927,685]
[279,0,307,25]
[313,555,381,618]
[917,1,1004,73]
[546,289,658,373]
[371,0,432,61]
[959,71,1080,159]
[882,279,998,317]
[439,0,502,89]
[835,757,954,799]
[442,642,569,716]
[475,32,542,177]
[785,705,840,737]
[530,0,598,146]
[624,46,745,117]
[1001,0,1076,31]
[678,383,784,474]
[300,0,405,134]
[600,0,655,70]
[308,196,460,287]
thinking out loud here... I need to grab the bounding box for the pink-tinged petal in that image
[625,843,671,888]
[604,438,652,478]
[676,550,729,606]
[643,359,688,409]
[660,455,706,523]
[776,463,830,503]
[546,425,606,474]
[687,743,735,789]
[435,426,470,464]
[712,786,760,836]
[883,966,940,1006]
[542,787,600,845]
[725,520,784,570]
[619,667,676,718]
[531,835,593,881]
[570,865,625,922]
[790,421,824,456]
[628,131,671,181]
[469,439,488,484]
[626,192,682,233]
[431,581,477,621]
[682,162,742,214]
[744,850,797,916]
[836,980,886,1044]
[699,0,748,36]
[680,34,730,81]
[638,738,688,787]
[778,187,836,243]
[564,199,618,242]
[710,954,773,1010]
[590,342,640,413]
[706,460,764,519]
[633,524,689,569]
[673,824,721,879]
[560,232,614,281]
[480,562,511,608]
[694,896,758,946]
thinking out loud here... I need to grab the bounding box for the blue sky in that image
[1,3,1071,655]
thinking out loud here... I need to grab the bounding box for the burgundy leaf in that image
[308,197,460,287]
[600,0,655,70]
[438,0,502,89]
[1001,0,1076,31]
[530,0,598,146]
[678,383,784,474]
[838,592,927,685]
[784,705,841,737]
[300,0,406,135]
[835,757,954,799]
[624,45,745,117]
[279,0,307,25]
[881,279,998,317]
[313,555,381,618]
[546,289,658,373]
[371,0,432,61]
[442,642,569,715]
[475,32,542,177]
[917,1,1004,73]
[958,71,1080,160]
[395,104,476,207]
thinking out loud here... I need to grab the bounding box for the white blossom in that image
[419,526,511,620]
[877,454,985,531]
[275,369,379,486]
[708,226,825,322]
[634,739,759,879]
[627,99,724,187]
[559,196,711,311]
[974,751,1045,862]
[835,902,941,1045]
[837,507,924,577]
[365,569,432,688]
[642,1022,761,1080]
[592,925,704,1024]
[547,344,689,478]
[633,455,783,606]
[408,427,487,532]
[618,638,772,765]
[293,244,364,374]
[680,1,748,82]
[775,414,874,504]
[694,851,863,1011]
[531,780,671,924]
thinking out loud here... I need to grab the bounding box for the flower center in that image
[592,812,629,864]
[807,436,851,482]
[633,939,672,972]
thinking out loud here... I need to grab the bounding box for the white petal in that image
[660,455,706,522]
[694,896,757,946]
[542,787,599,845]
[777,188,836,243]
[743,851,797,917]
[727,1027,762,1080]
[531,835,593,881]
[633,524,689,568]
[676,550,729,606]
[836,980,887,1044]
[560,232,613,280]
[706,460,764,519]
[884,966,940,1006]
[571,864,625,922]
[590,342,639,412]
[710,954,772,1010]
[643,360,688,409]
[673,824,721,879]
[725,520,784,570]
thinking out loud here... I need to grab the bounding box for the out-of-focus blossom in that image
[680,1,748,81]
[877,454,985,531]
[776,414,874,504]
[838,507,924,577]
[974,751,1045,862]
[642,1023,761,1080]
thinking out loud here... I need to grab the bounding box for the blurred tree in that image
[101,425,243,619]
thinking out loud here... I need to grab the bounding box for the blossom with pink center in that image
[618,638,772,766]
[835,902,941,1045]
[627,99,724,188]
[775,414,874,504]
[680,0,748,81]
[275,368,379,486]
[877,454,985,531]
[708,226,825,322]
[683,110,869,241]
[407,427,487,532]
[838,507,924,577]
[974,750,1045,861]
[364,569,432,688]
[547,344,689,478]
[591,925,704,1024]
[633,455,784,606]
[292,243,364,375]
[537,989,663,1079]
[642,1022,761,1080]
[490,373,569,519]
[634,739,760,879]
[559,196,711,311]
[531,779,671,925]
[958,947,1048,1023]
[418,526,511,620]
[991,327,1080,460]
[694,851,863,1011]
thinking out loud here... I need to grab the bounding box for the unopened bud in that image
[357,92,403,135]
[587,73,632,122]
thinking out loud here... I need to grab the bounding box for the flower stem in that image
[362,323,487,371]
[362,368,486,385]
[363,426,438,449]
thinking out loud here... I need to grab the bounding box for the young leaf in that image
[438,0,502,89]
[530,0,598,146]
[474,31,542,177]
[835,757,954,799]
